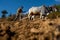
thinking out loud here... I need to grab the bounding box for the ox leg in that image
[28,14,31,20]
[30,16,32,20]
[40,12,42,19]
[28,15,33,20]
[45,12,50,19]
[31,15,35,20]
[41,16,44,19]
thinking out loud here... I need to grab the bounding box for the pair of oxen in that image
[28,5,57,20]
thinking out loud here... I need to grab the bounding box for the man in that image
[14,6,23,21]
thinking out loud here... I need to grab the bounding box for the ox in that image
[28,5,49,20]
[47,6,58,13]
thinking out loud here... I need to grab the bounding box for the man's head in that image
[17,6,23,13]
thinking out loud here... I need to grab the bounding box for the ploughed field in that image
[0,17,60,40]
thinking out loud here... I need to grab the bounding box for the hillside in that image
[0,17,60,40]
[0,5,60,40]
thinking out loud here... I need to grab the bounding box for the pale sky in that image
[55,0,60,2]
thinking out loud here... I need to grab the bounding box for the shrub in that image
[1,10,8,18]
[47,12,60,19]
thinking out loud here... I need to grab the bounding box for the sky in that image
[0,0,60,17]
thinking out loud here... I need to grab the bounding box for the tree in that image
[1,10,8,18]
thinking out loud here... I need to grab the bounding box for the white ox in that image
[28,5,48,20]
